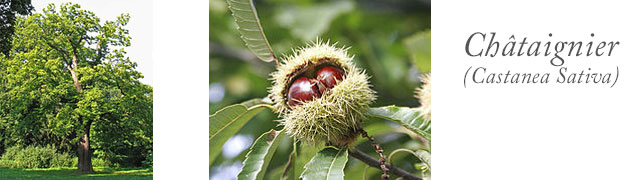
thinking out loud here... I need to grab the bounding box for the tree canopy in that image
[0,3,152,172]
[0,0,34,56]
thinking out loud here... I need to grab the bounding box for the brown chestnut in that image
[287,77,320,106]
[316,66,344,90]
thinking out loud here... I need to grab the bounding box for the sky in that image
[33,0,153,85]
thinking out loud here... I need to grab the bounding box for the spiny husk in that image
[269,41,376,147]
[416,74,431,120]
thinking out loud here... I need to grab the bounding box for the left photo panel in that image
[0,0,153,179]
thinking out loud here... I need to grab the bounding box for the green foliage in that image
[415,150,430,179]
[237,129,285,180]
[142,150,153,168]
[0,0,34,55]
[0,146,19,166]
[210,103,433,179]
[368,106,431,140]
[404,31,431,74]
[209,98,271,165]
[0,145,74,168]
[274,1,354,41]
[0,3,152,168]
[291,143,322,179]
[227,0,276,62]
[90,157,115,168]
[300,147,348,180]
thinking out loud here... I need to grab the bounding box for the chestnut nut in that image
[287,65,344,106]
[316,66,344,91]
[287,77,320,106]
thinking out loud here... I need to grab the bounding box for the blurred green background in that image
[210,0,430,179]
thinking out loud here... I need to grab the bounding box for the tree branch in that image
[68,36,86,63]
[44,41,70,65]
[95,40,104,65]
[349,148,422,180]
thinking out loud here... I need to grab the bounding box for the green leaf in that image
[415,150,431,180]
[266,165,287,180]
[415,150,430,169]
[237,129,285,180]
[227,0,276,62]
[209,98,271,165]
[404,30,431,73]
[368,106,431,140]
[295,143,323,179]
[274,1,354,41]
[301,147,349,180]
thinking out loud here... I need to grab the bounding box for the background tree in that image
[0,0,33,56]
[0,1,32,147]
[0,3,152,173]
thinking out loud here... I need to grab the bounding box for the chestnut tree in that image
[0,3,152,173]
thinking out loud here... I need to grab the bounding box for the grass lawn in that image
[0,167,152,180]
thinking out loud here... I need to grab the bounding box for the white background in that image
[153,0,209,179]
[433,0,640,179]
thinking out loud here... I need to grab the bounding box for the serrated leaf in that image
[227,0,276,62]
[295,143,323,179]
[368,106,431,140]
[404,30,431,73]
[237,129,285,180]
[209,98,271,165]
[301,147,348,180]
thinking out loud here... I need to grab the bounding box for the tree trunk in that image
[70,53,92,173]
[70,54,82,93]
[77,120,93,173]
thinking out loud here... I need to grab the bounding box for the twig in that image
[360,129,389,179]
[349,148,422,180]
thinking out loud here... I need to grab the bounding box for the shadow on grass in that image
[0,167,152,179]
